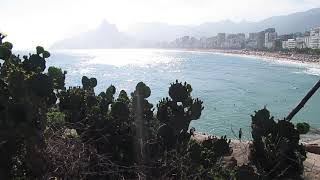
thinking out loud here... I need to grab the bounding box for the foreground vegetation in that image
[0,35,310,179]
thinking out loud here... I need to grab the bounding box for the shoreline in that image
[192,127,320,144]
[169,48,320,67]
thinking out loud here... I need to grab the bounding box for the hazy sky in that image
[1,0,320,49]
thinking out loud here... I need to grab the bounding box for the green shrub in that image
[47,108,65,128]
[296,122,310,134]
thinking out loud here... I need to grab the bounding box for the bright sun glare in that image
[1,0,320,49]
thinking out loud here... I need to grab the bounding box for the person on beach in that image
[239,128,242,141]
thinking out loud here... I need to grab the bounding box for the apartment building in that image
[264,28,277,49]
[309,27,320,49]
[282,39,296,49]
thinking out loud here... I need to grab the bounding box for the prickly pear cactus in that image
[58,87,87,123]
[28,74,54,97]
[134,81,151,98]
[0,40,12,60]
[236,165,260,180]
[4,34,309,180]
[156,80,204,149]
[0,38,60,179]
[250,107,306,179]
[111,101,129,120]
[22,54,46,72]
[82,76,97,91]
[47,66,66,90]
[98,85,116,114]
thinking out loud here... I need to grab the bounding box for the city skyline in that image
[1,0,320,49]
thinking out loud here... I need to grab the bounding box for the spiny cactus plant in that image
[47,66,66,90]
[0,41,12,60]
[1,35,310,180]
[98,85,116,114]
[56,77,216,179]
[0,33,6,44]
[0,37,57,179]
[250,107,306,179]
[188,136,231,167]
[82,76,97,91]
[22,53,47,72]
[156,80,204,149]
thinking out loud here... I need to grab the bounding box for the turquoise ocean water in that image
[44,49,319,139]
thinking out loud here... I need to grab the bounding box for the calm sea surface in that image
[44,49,319,139]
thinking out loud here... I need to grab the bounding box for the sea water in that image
[45,49,320,139]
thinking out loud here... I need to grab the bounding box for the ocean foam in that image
[304,68,320,76]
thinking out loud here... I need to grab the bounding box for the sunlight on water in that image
[57,49,183,67]
[48,49,320,139]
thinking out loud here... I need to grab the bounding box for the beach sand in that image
[174,48,320,68]
[304,139,320,179]
[212,49,318,63]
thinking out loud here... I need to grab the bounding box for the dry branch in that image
[286,79,320,121]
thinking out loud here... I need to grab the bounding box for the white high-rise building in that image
[309,27,320,49]
[296,36,310,49]
[282,39,296,49]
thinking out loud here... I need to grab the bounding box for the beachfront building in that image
[225,33,245,49]
[174,36,201,48]
[274,38,283,50]
[217,33,226,48]
[296,36,310,49]
[206,37,219,49]
[246,40,258,49]
[245,32,259,49]
[264,28,277,49]
[257,31,265,49]
[282,39,296,49]
[309,27,320,49]
[199,37,208,48]
[278,31,312,49]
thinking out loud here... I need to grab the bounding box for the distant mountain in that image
[126,22,191,42]
[255,8,320,34]
[52,8,320,49]
[51,20,138,49]
[127,8,320,39]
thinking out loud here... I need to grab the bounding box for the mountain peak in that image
[52,8,320,49]
[99,20,117,30]
[306,7,320,13]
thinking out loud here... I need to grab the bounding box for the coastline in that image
[169,48,320,67]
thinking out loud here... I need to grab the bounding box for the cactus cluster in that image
[0,35,309,179]
[189,137,231,166]
[0,39,56,178]
[156,80,204,148]
[48,66,66,90]
[81,76,97,91]
[250,107,306,179]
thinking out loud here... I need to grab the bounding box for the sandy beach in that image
[173,48,320,67]
[217,49,320,64]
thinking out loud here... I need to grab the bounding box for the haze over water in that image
[47,49,320,139]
